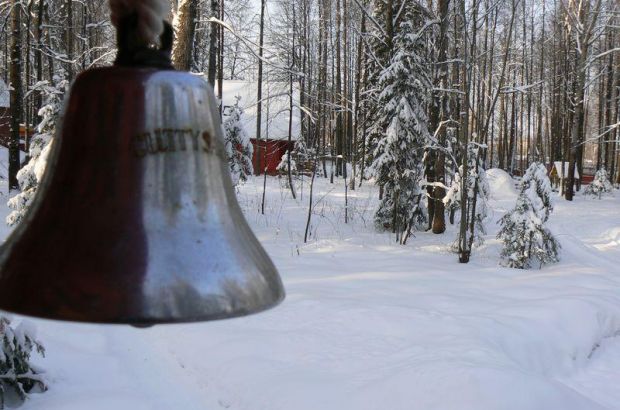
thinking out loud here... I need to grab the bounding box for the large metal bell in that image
[0,66,285,325]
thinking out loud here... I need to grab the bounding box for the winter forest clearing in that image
[0,163,619,410]
[0,0,619,408]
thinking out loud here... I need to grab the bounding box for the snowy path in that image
[6,173,620,410]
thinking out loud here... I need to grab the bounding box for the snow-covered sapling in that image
[0,317,46,408]
[277,151,298,192]
[443,171,461,225]
[444,145,490,249]
[583,168,613,199]
[223,96,254,186]
[497,162,560,269]
[277,151,297,176]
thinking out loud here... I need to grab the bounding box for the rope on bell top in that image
[110,0,169,46]
[110,0,174,68]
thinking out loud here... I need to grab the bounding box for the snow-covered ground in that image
[2,160,620,410]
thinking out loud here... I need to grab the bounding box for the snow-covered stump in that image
[497,162,561,269]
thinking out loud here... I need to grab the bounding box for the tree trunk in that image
[207,0,219,85]
[65,0,74,80]
[458,0,470,263]
[173,0,198,71]
[431,0,450,235]
[8,0,22,190]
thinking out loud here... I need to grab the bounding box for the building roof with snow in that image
[0,79,10,108]
[217,80,301,142]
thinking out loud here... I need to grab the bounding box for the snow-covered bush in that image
[497,162,560,269]
[277,151,297,175]
[0,317,46,408]
[7,80,67,227]
[223,96,253,186]
[583,168,613,199]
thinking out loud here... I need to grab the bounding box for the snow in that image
[487,168,518,200]
[2,152,620,409]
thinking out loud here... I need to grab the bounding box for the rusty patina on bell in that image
[0,20,284,326]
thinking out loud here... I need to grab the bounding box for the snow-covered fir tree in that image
[583,168,613,199]
[362,0,397,174]
[444,144,490,248]
[497,162,560,269]
[370,1,433,239]
[7,79,67,227]
[223,96,253,186]
[0,317,46,407]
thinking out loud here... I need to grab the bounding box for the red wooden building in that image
[219,81,300,176]
[251,139,294,175]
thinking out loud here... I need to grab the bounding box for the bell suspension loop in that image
[110,0,174,69]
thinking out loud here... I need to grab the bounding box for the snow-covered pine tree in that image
[370,1,432,241]
[7,79,67,227]
[583,168,613,199]
[497,162,560,269]
[223,96,254,186]
[0,318,46,408]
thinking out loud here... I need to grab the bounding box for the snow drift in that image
[487,168,518,200]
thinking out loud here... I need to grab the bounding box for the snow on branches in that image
[583,168,613,199]
[7,80,67,227]
[277,151,297,175]
[0,317,46,408]
[498,162,560,269]
[223,96,253,186]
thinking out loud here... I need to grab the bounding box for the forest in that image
[1,0,619,259]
